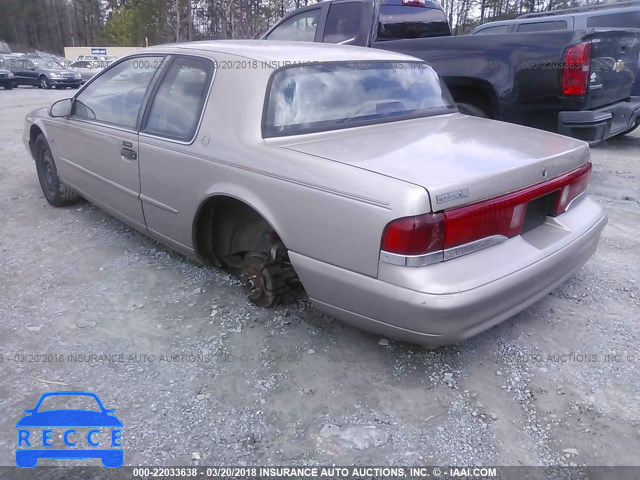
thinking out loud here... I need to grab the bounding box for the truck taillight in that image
[381,163,592,262]
[402,0,427,6]
[561,42,591,96]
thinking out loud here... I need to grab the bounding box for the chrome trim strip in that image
[380,250,443,267]
[443,235,508,261]
[380,235,508,267]
[566,191,587,212]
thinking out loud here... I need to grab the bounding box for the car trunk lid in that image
[281,114,590,211]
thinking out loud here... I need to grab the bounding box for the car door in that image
[12,59,35,86]
[263,5,329,42]
[137,55,215,253]
[48,56,165,231]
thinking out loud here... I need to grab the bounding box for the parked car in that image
[0,66,15,89]
[23,42,607,346]
[9,57,81,89]
[470,1,640,35]
[76,54,118,63]
[69,60,104,83]
[264,0,640,144]
[471,1,640,98]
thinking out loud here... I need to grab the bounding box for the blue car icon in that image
[16,391,123,468]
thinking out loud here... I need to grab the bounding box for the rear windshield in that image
[263,61,455,137]
[377,5,451,40]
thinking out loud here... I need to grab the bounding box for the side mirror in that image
[49,98,72,118]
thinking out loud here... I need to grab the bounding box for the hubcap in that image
[41,150,56,193]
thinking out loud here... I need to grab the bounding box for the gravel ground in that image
[0,87,639,468]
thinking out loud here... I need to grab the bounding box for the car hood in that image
[16,410,123,427]
[282,114,590,210]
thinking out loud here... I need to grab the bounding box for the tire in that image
[620,123,639,136]
[4,84,13,90]
[71,85,80,89]
[38,75,51,89]
[34,135,80,207]
[456,102,490,118]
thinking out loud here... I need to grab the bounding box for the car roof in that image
[138,40,416,64]
[470,20,515,34]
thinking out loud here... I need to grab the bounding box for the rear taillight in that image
[381,213,444,255]
[402,0,427,6]
[555,163,591,212]
[561,42,591,96]
[381,163,592,263]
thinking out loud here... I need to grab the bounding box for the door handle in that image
[120,148,137,161]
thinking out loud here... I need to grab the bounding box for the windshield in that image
[263,61,455,137]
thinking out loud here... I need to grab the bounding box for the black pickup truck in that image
[264,0,640,143]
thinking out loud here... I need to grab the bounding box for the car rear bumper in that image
[290,197,607,346]
[558,97,640,145]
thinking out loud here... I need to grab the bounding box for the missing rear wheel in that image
[240,253,305,308]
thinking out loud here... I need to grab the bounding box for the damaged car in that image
[23,41,607,345]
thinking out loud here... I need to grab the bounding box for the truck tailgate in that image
[583,29,640,109]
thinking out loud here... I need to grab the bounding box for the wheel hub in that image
[241,257,276,307]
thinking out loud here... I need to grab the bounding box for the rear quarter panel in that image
[137,54,430,277]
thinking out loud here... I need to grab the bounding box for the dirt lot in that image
[0,87,639,468]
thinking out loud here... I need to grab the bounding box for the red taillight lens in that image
[443,199,527,249]
[555,162,591,213]
[381,213,444,255]
[444,163,592,249]
[402,0,426,6]
[562,42,591,96]
[381,163,592,261]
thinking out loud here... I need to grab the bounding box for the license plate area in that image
[523,191,558,233]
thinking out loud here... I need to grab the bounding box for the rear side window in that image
[324,3,363,44]
[474,25,512,35]
[266,9,321,42]
[516,20,567,32]
[587,12,640,28]
[144,57,214,142]
[377,5,451,39]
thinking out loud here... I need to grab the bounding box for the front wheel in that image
[39,75,51,89]
[620,123,639,136]
[4,83,13,90]
[34,135,80,206]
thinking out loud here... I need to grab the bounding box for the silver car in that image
[69,60,104,83]
[22,41,607,346]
